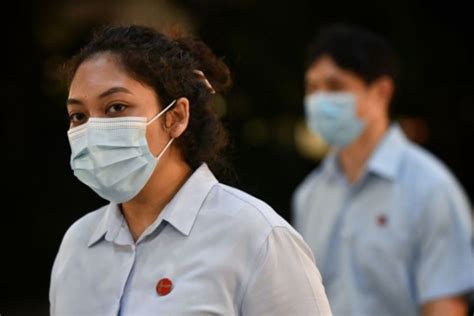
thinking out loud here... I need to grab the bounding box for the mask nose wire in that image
[146,99,177,126]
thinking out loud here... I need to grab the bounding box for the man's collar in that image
[366,124,407,180]
[320,124,408,182]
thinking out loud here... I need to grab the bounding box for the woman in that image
[50,25,331,315]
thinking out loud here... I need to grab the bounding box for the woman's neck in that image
[121,153,192,242]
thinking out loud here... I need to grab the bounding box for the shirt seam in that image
[237,226,272,311]
[219,185,282,229]
[286,226,321,313]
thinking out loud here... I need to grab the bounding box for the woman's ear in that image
[164,97,190,138]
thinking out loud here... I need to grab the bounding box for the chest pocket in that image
[355,213,410,255]
[350,178,413,268]
[349,207,413,292]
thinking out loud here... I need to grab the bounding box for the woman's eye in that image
[107,103,127,114]
[69,112,87,124]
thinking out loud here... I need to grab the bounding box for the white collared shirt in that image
[50,164,331,315]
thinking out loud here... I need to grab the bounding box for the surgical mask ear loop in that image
[154,138,174,160]
[145,99,177,160]
[146,99,177,126]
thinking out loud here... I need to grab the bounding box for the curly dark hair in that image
[65,24,232,173]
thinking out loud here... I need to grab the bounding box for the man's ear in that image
[164,97,190,138]
[374,76,395,106]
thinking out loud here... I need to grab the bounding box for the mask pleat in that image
[66,107,175,204]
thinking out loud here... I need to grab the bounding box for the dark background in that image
[2,0,473,314]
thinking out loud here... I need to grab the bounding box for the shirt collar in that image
[87,163,218,247]
[320,124,408,182]
[160,163,218,236]
[320,149,339,181]
[87,203,124,247]
[366,124,408,180]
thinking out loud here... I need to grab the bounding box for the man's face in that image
[304,55,390,127]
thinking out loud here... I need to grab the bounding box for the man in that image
[293,24,474,316]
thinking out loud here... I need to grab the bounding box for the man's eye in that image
[69,112,87,123]
[327,80,345,91]
[107,103,127,114]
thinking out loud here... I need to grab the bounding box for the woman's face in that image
[67,52,171,157]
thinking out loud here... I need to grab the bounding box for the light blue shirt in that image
[293,125,474,316]
[50,164,332,316]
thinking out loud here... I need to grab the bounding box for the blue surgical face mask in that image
[304,92,366,148]
[67,100,176,203]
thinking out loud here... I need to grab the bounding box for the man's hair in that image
[306,24,399,84]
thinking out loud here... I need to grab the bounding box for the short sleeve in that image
[49,233,66,316]
[240,227,332,315]
[415,181,474,303]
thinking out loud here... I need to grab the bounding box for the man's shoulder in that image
[398,142,471,219]
[402,142,462,190]
[293,165,325,205]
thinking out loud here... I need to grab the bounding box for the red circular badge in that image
[156,278,173,296]
[376,214,388,226]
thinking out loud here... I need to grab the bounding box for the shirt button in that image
[156,278,173,296]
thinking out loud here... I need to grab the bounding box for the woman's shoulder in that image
[59,205,109,248]
[205,183,299,237]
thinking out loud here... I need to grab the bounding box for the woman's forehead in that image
[68,56,157,103]
[73,54,129,84]
[69,54,148,98]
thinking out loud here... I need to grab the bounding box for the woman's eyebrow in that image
[66,87,133,106]
[66,98,83,106]
[99,86,133,99]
